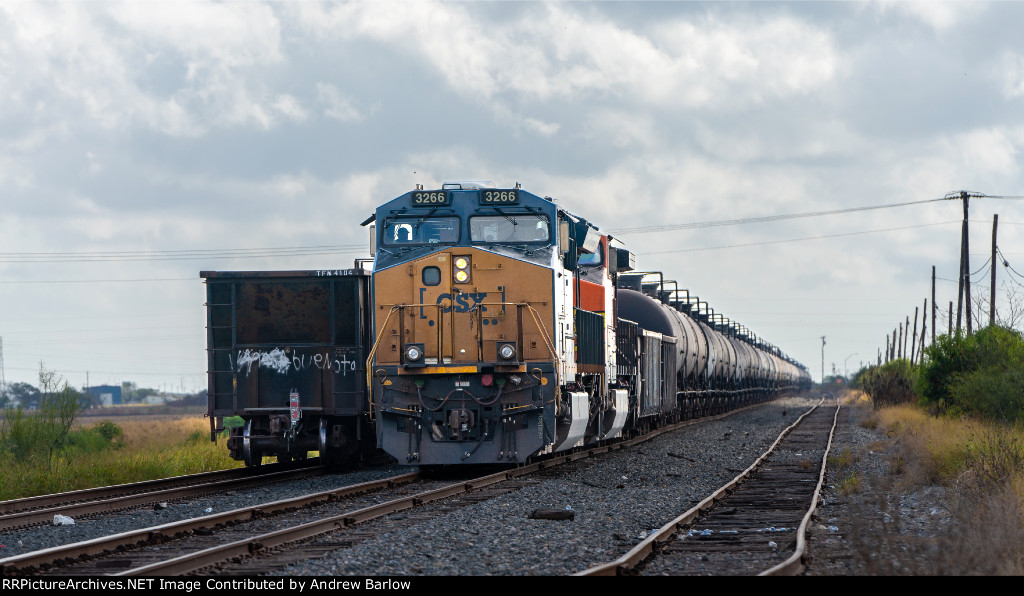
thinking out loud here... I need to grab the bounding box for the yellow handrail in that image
[366,301,563,413]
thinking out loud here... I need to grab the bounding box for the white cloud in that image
[871,0,984,32]
[316,83,366,123]
[998,51,1024,99]
[292,2,837,116]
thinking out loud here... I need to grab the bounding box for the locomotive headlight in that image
[404,343,425,365]
[453,256,471,284]
[497,342,517,361]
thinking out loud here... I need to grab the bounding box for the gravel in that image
[4,394,881,576]
[804,399,955,576]
[0,466,410,559]
[283,395,822,576]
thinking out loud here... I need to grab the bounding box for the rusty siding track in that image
[578,396,839,576]
[0,459,326,532]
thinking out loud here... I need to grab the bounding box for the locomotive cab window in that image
[383,217,460,245]
[470,215,550,244]
[578,239,604,267]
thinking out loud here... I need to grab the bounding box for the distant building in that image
[86,385,122,406]
[142,394,176,405]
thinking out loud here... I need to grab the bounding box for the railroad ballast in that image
[203,182,811,466]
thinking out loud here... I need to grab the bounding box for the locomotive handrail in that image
[365,304,403,416]
[366,301,562,413]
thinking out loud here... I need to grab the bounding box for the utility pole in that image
[920,299,927,364]
[991,214,999,327]
[956,191,970,333]
[898,323,903,359]
[820,336,826,384]
[910,307,919,364]
[0,337,5,402]
[931,266,936,344]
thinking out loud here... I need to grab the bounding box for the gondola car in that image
[202,268,376,466]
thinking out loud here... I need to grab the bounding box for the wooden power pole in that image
[991,214,998,327]
[931,266,936,344]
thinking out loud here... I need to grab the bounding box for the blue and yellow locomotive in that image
[364,182,625,464]
[364,182,810,466]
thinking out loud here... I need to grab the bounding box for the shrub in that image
[860,359,917,409]
[918,326,1024,422]
[0,366,84,466]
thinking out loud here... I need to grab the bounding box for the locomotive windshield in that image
[469,214,550,244]
[383,216,460,245]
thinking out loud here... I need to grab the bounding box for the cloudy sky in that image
[3,0,1024,394]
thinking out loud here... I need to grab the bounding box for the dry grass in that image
[856,404,1024,574]
[0,415,241,501]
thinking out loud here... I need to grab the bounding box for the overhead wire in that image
[639,221,957,255]
[608,196,951,235]
[0,244,369,264]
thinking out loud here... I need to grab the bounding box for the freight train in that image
[203,182,810,466]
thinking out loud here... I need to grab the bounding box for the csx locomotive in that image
[203,182,809,467]
[364,182,809,465]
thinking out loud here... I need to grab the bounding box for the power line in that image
[0,278,197,284]
[639,221,957,255]
[0,244,369,264]
[609,196,953,235]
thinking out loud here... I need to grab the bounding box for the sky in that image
[3,0,1024,394]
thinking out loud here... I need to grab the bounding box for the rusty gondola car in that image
[202,268,376,466]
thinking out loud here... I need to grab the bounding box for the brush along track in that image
[580,396,839,576]
[0,460,330,532]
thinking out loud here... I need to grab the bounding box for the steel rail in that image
[1,399,783,576]
[118,402,773,576]
[0,472,421,574]
[576,396,829,576]
[0,460,324,531]
[0,460,311,515]
[759,398,841,576]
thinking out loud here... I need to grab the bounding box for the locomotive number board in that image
[411,191,451,206]
[480,189,519,205]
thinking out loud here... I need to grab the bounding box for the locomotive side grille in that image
[574,308,605,366]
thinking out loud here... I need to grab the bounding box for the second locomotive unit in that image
[364,182,808,466]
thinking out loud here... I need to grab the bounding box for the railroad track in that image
[0,459,326,532]
[1,401,775,577]
[579,396,839,576]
